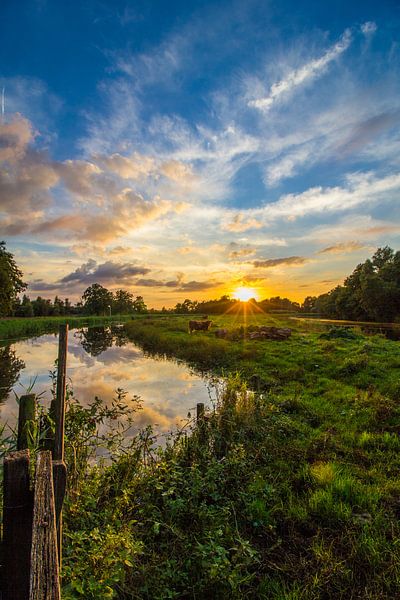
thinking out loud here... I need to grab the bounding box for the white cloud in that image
[361,22,377,36]
[248,29,352,112]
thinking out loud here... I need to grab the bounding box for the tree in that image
[132,295,148,313]
[0,241,27,317]
[113,289,135,314]
[314,247,400,322]
[82,284,114,315]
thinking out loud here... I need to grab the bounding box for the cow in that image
[188,320,212,333]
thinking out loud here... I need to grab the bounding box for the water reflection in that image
[0,326,213,438]
[0,347,25,403]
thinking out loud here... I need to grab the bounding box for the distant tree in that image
[113,289,135,314]
[64,298,72,314]
[174,299,198,313]
[132,295,148,313]
[82,284,114,315]
[32,296,52,317]
[0,241,27,317]
[301,296,317,313]
[314,247,400,322]
[14,294,34,317]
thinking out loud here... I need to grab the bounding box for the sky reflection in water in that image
[0,326,214,439]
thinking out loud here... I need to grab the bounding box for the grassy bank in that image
[0,314,132,342]
[3,314,400,598]
[61,315,400,598]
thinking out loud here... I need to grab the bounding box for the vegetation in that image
[307,247,400,322]
[1,314,400,597]
[0,241,26,317]
[0,314,132,341]
[172,295,301,315]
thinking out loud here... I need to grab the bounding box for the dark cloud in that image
[59,260,150,285]
[252,256,307,268]
[135,278,166,287]
[135,277,221,291]
[176,280,221,291]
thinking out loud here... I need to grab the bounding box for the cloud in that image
[361,22,377,36]
[318,241,367,254]
[95,152,155,180]
[0,115,34,163]
[254,171,400,223]
[134,277,221,292]
[59,260,151,285]
[223,214,262,232]
[248,28,352,112]
[334,110,400,156]
[227,242,256,260]
[252,256,308,268]
[176,280,222,292]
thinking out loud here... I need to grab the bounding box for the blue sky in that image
[1,0,400,305]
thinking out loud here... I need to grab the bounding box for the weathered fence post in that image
[3,449,33,600]
[53,323,68,568]
[54,324,68,462]
[29,451,61,600]
[17,394,36,451]
[196,403,205,423]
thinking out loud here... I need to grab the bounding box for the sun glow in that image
[232,286,258,302]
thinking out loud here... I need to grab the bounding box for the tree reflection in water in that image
[77,325,129,357]
[0,346,25,403]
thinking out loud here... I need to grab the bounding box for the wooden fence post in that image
[53,324,68,567]
[17,394,36,451]
[29,451,61,600]
[3,449,33,600]
[196,403,205,423]
[54,324,68,462]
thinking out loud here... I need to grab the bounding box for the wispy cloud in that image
[248,28,352,112]
[318,241,367,254]
[252,256,308,268]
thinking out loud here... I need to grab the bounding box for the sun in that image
[232,286,258,302]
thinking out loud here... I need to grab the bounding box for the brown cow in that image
[188,320,212,333]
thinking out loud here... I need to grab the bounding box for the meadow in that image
[2,313,400,598]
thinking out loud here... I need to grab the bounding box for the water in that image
[0,325,214,441]
[290,317,400,340]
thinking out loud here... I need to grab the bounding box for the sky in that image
[1,0,400,307]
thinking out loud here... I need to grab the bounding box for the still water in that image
[0,325,214,440]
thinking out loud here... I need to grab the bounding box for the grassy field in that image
[60,315,400,598]
[3,313,400,598]
[0,314,132,342]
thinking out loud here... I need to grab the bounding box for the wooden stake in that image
[3,449,33,600]
[17,394,36,451]
[52,460,67,568]
[196,403,205,422]
[54,324,68,461]
[29,451,61,600]
[53,324,68,569]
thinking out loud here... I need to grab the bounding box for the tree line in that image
[2,241,399,322]
[12,285,148,317]
[302,247,400,322]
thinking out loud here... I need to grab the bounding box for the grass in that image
[2,312,400,598]
[0,314,132,342]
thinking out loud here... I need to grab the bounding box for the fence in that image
[2,324,68,600]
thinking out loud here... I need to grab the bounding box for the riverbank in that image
[60,315,400,598]
[0,315,133,342]
[3,314,400,598]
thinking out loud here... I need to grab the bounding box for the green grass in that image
[0,314,132,342]
[3,313,400,598]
